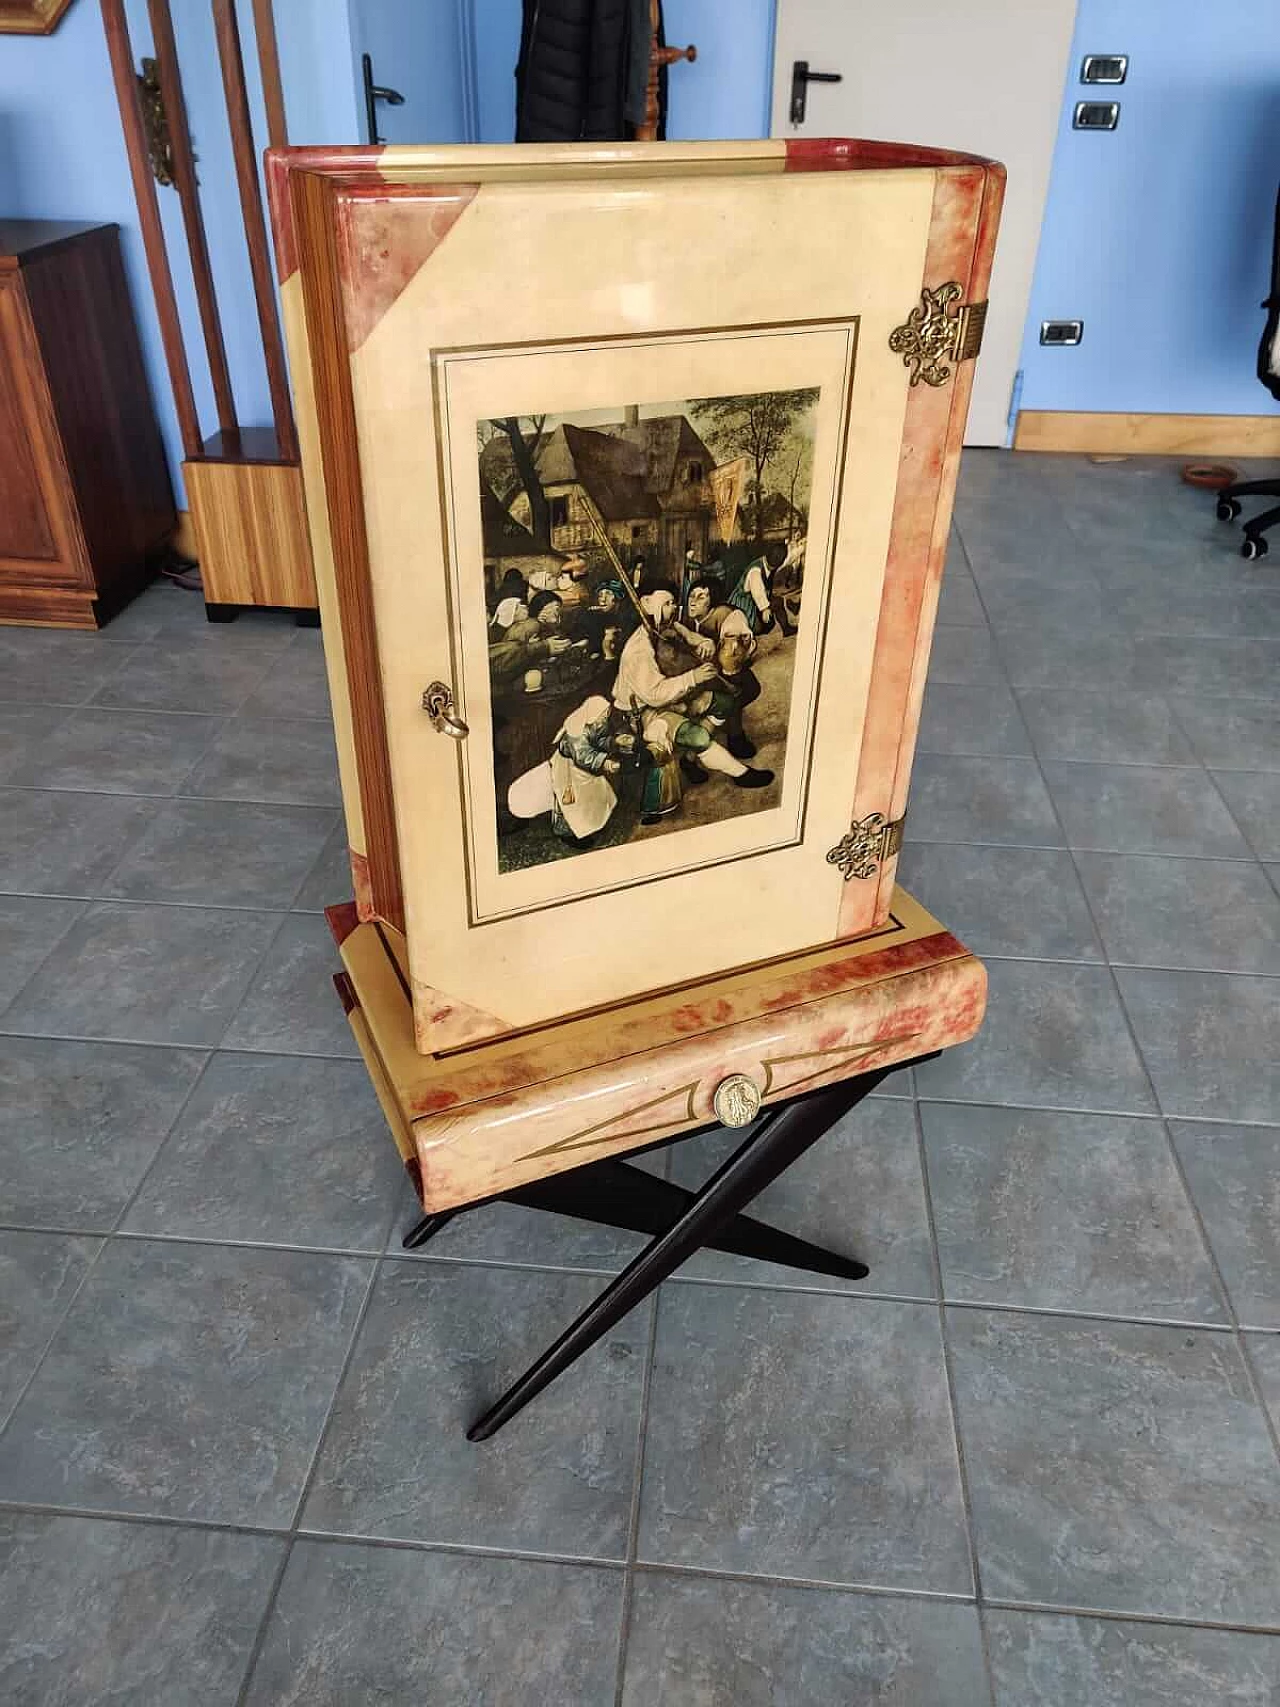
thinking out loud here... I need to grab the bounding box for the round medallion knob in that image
[712,1073,762,1128]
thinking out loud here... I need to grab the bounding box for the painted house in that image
[479,485,565,594]
[480,411,717,577]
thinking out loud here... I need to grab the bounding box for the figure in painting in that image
[611,580,773,824]
[480,386,818,873]
[685,575,762,760]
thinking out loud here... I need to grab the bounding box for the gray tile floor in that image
[1,450,1278,1704]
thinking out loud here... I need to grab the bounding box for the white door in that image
[773,0,1077,445]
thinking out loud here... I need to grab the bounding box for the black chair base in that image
[1215,478,1280,560]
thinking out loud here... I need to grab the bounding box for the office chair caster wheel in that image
[1241,535,1268,560]
[1216,497,1242,521]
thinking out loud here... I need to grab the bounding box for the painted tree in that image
[490,415,551,545]
[690,389,819,543]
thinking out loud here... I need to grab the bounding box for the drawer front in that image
[0,274,87,585]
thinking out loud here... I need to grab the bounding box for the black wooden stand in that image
[401,1052,934,1441]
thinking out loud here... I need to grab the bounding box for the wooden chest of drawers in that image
[0,220,175,628]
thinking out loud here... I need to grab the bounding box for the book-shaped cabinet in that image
[269,140,1003,1054]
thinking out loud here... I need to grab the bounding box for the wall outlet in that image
[1040,321,1084,347]
[1081,54,1128,84]
[1074,101,1120,130]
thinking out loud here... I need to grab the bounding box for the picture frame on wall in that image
[0,0,76,34]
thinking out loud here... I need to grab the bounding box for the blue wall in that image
[5,0,1274,515]
[1019,0,1280,417]
[0,0,360,504]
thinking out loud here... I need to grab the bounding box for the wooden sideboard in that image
[0,220,175,628]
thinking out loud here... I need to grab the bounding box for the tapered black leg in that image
[507,1160,867,1279]
[204,603,239,624]
[402,1209,459,1249]
[467,1064,902,1442]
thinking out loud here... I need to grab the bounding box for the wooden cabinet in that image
[0,220,175,628]
[270,140,1003,1053]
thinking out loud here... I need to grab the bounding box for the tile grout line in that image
[1152,1127,1280,1470]
[612,1285,662,1707]
[0,782,340,809]
[909,1093,997,1707]
[908,831,1266,865]
[239,1077,412,1699]
[0,896,90,1029]
[0,1046,215,1444]
[1168,707,1268,850]
[0,1032,357,1064]
[3,1213,1268,1333]
[981,1593,1280,1640]
[0,1493,629,1570]
[4,1480,1280,1639]
[0,884,339,916]
[972,558,1239,1207]
[980,582,1280,1470]
[233,1251,386,1707]
[1236,1333,1280,1471]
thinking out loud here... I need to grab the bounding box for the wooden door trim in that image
[1015,410,1280,457]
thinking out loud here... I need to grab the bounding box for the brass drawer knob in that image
[713,1073,762,1127]
[422,681,468,739]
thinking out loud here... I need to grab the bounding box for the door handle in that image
[789,60,842,125]
[361,51,405,145]
[422,681,469,739]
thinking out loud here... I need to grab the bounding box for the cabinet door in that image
[0,273,87,585]
[288,147,998,1048]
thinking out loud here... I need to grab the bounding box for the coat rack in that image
[101,0,317,624]
[632,0,696,142]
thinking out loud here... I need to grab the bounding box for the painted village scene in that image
[478,388,820,873]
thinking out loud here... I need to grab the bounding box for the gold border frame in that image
[429,314,861,928]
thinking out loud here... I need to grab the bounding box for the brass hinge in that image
[889,283,989,388]
[826,813,905,881]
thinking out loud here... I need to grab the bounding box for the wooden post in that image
[251,0,289,151]
[634,0,696,142]
[99,0,202,459]
[146,0,238,441]
[211,0,297,461]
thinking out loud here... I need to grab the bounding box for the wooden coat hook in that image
[634,0,696,141]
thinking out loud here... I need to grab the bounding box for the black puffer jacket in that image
[516,0,657,143]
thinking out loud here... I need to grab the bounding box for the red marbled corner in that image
[350,849,377,923]
[325,900,360,948]
[411,976,509,1054]
[335,182,479,352]
[264,146,387,282]
[785,137,998,173]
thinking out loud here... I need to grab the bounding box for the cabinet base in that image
[328,885,986,1214]
[0,534,174,630]
[204,602,321,628]
[185,434,317,614]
